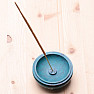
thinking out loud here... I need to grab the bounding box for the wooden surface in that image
[0,0,94,94]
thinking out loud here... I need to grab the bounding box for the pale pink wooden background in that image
[0,0,94,94]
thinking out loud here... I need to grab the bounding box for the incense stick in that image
[14,2,53,71]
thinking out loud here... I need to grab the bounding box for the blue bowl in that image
[33,52,73,89]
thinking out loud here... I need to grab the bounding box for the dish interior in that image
[36,54,70,83]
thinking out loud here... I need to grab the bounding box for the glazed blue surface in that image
[33,52,73,89]
[36,54,70,83]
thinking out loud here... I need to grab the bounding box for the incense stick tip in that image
[14,2,17,5]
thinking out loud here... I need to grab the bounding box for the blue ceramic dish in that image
[33,52,73,89]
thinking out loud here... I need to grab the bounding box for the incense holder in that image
[33,52,73,89]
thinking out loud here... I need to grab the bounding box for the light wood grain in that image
[80,0,94,93]
[0,0,94,94]
[60,0,88,94]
